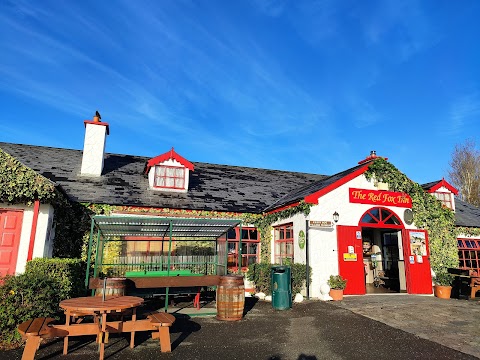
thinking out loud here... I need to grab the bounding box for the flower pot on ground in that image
[433,271,453,299]
[327,275,347,301]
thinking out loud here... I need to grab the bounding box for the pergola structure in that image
[84,215,243,290]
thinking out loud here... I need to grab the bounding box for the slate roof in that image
[421,181,440,191]
[455,198,480,228]
[264,163,369,211]
[0,142,326,214]
[2,142,480,228]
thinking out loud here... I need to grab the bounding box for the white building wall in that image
[0,202,55,274]
[267,173,421,298]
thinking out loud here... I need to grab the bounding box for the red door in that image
[401,229,432,294]
[0,210,23,277]
[337,225,365,295]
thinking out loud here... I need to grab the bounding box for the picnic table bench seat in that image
[146,311,176,352]
[17,318,69,360]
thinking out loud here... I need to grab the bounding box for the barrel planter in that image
[216,275,245,321]
[95,277,127,297]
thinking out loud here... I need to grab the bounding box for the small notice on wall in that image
[343,253,357,261]
[416,255,423,263]
[409,256,415,264]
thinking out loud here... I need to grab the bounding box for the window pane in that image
[361,213,375,223]
[227,228,237,239]
[286,242,293,255]
[369,208,380,220]
[249,243,258,254]
[249,229,258,240]
[241,229,249,240]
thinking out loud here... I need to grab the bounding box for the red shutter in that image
[337,225,365,295]
[401,229,432,294]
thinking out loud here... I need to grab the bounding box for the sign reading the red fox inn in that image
[349,188,412,208]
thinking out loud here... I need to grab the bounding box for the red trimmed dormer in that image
[145,148,194,193]
[422,178,458,210]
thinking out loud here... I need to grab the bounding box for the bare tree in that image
[448,139,480,206]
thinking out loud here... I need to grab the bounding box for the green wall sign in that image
[298,230,305,250]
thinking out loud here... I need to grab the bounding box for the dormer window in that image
[154,165,185,189]
[432,192,453,209]
[422,178,458,211]
[145,147,194,193]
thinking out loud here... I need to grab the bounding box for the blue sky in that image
[1,0,479,184]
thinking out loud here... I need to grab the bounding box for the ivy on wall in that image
[0,150,56,205]
[365,158,459,277]
[0,149,91,258]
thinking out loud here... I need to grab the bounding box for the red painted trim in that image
[266,202,300,214]
[304,164,370,204]
[358,155,388,164]
[358,206,405,228]
[427,178,458,195]
[145,147,194,174]
[83,120,110,135]
[27,200,40,261]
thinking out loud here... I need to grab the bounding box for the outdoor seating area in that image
[448,267,480,299]
[17,296,175,360]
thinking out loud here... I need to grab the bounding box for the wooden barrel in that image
[216,275,245,321]
[95,277,126,297]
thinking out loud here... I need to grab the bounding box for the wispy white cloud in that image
[447,92,480,135]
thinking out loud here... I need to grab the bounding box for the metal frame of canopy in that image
[84,216,243,296]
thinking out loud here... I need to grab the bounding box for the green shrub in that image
[434,271,454,286]
[327,275,347,290]
[25,258,87,299]
[0,273,61,347]
[246,263,312,296]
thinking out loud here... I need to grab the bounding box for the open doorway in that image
[362,228,401,293]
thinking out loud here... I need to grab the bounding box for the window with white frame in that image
[274,223,294,263]
[154,165,185,189]
[433,192,453,209]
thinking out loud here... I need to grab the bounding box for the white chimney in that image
[80,111,109,176]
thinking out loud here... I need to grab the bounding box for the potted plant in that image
[327,275,347,301]
[433,270,453,299]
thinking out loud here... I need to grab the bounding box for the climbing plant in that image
[0,149,56,204]
[253,201,313,263]
[365,158,459,278]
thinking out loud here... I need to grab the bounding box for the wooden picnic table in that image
[60,295,144,360]
[18,295,176,360]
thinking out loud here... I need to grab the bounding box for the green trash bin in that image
[271,265,292,310]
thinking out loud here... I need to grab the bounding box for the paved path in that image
[2,296,478,360]
[332,294,480,358]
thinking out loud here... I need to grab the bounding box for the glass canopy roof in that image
[92,215,242,239]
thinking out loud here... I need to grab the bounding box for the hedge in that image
[247,262,312,296]
[0,258,86,348]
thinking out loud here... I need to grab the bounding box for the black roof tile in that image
[455,198,480,228]
[0,142,325,214]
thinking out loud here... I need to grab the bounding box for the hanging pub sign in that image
[349,188,412,208]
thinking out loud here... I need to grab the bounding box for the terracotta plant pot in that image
[329,289,344,301]
[434,285,452,299]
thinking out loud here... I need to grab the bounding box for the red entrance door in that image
[0,210,23,276]
[401,229,432,294]
[337,225,365,295]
